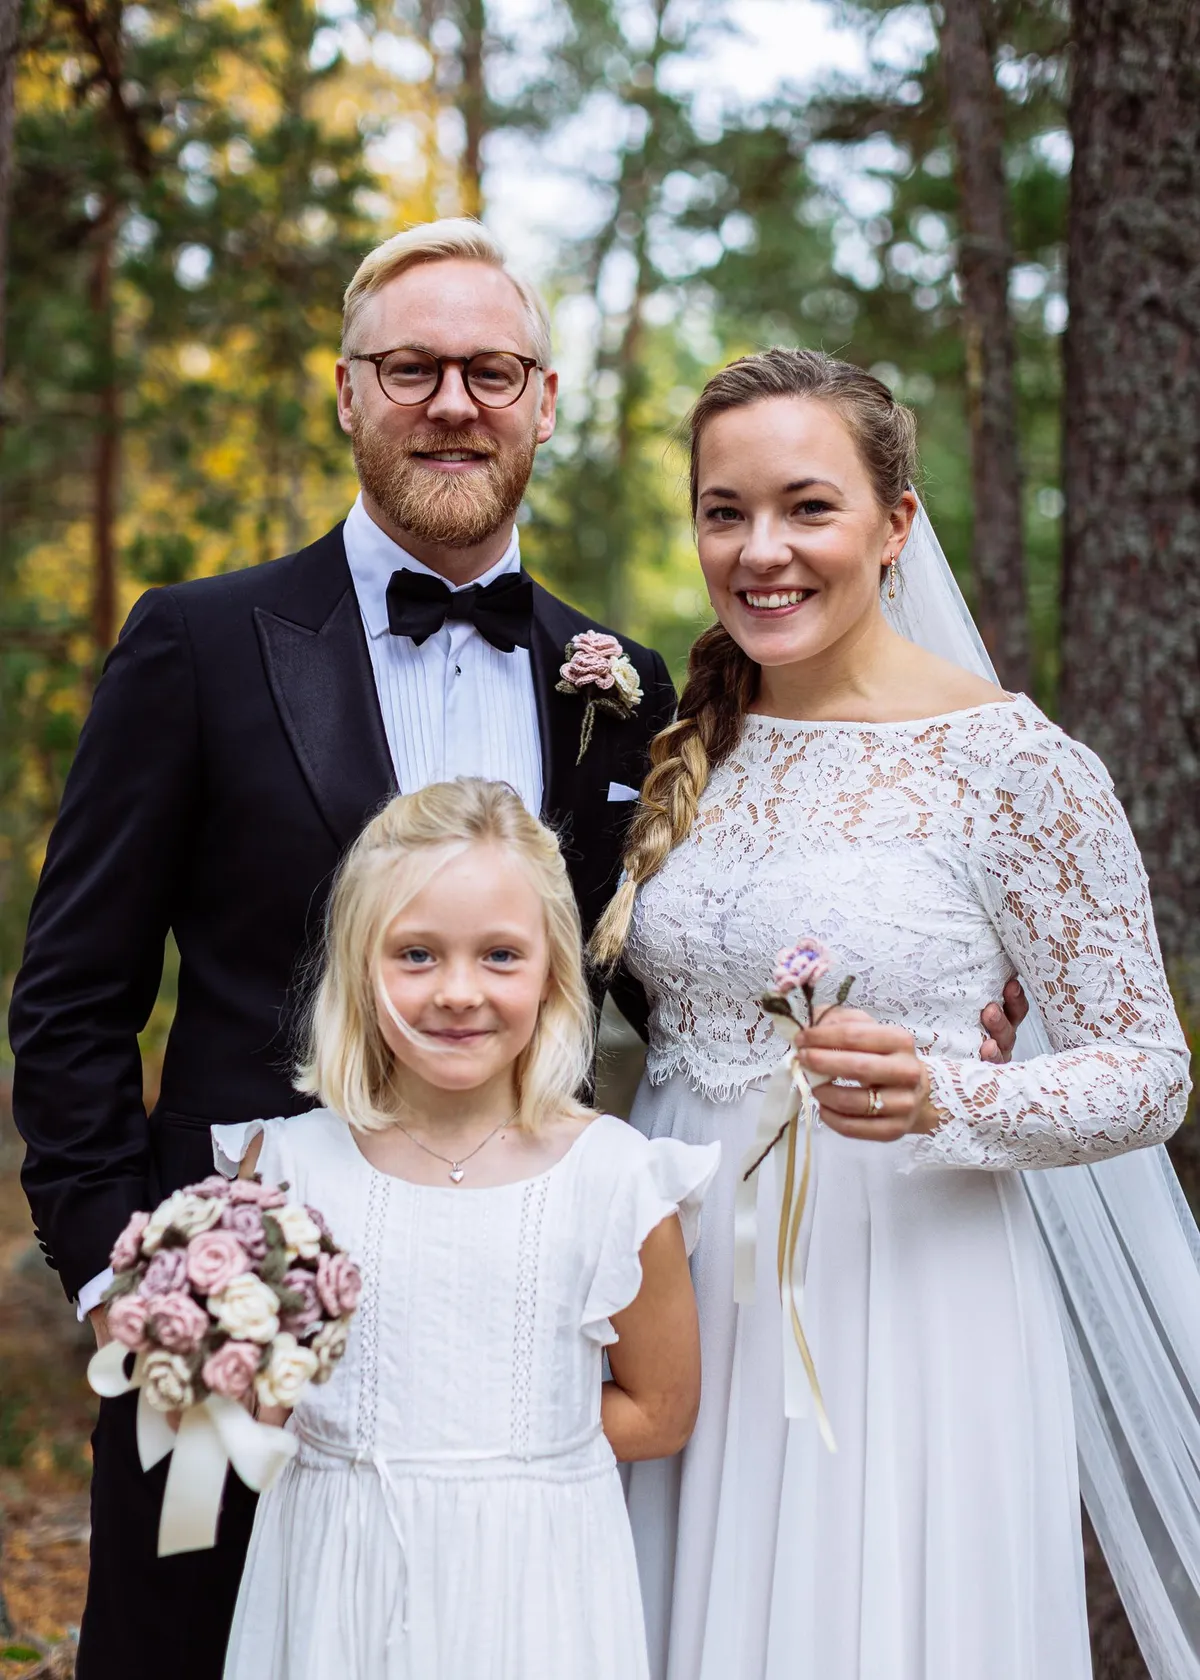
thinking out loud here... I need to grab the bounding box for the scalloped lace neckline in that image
[742,692,1025,737]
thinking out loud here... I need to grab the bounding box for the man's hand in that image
[89,1304,112,1349]
[980,978,1029,1063]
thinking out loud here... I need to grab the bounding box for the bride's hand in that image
[794,1007,940,1143]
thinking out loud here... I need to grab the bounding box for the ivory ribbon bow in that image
[89,1339,298,1556]
[733,1014,837,1451]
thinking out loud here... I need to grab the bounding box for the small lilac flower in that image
[771,940,831,997]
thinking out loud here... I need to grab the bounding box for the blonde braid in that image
[590,626,755,968]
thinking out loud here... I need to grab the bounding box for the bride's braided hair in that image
[591,348,919,969]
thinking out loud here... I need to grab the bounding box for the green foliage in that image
[0,0,1075,1018]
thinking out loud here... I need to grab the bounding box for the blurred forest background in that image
[0,0,1197,1671]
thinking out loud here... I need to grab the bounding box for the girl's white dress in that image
[213,1110,719,1680]
[621,696,1190,1680]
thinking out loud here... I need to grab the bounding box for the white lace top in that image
[626,695,1190,1170]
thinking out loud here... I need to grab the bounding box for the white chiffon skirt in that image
[624,1073,1092,1680]
[226,1434,648,1680]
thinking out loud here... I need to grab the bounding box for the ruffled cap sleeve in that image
[581,1134,720,1347]
[211,1120,266,1178]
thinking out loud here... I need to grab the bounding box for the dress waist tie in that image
[295,1421,606,1661]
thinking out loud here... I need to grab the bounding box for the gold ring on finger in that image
[866,1087,884,1117]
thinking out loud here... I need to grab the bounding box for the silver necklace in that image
[395,1115,512,1183]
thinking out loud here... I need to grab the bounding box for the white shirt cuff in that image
[76,1267,114,1322]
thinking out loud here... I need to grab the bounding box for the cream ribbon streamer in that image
[88,1339,298,1556]
[734,1016,837,1452]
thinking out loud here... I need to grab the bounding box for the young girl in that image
[213,777,718,1680]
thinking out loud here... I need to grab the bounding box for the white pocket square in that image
[607,781,641,803]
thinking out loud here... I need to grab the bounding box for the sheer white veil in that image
[889,507,1200,1679]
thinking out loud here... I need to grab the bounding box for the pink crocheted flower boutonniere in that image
[556,631,643,764]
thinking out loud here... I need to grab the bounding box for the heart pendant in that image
[449,1167,465,1183]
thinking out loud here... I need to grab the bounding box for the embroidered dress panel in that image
[342,494,543,815]
[625,695,1189,1167]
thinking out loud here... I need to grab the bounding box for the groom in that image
[7,218,675,1680]
[9,216,1026,1680]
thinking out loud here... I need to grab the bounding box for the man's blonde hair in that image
[341,217,553,365]
[296,779,593,1133]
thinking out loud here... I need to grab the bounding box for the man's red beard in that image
[350,411,538,550]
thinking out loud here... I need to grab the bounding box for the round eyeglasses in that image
[349,347,542,410]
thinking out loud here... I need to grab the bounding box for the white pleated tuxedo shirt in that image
[342,493,544,815]
[75,497,546,1320]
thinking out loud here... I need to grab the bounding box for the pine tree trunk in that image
[937,0,1031,691]
[0,0,18,393]
[1060,0,1200,1059]
[89,204,119,661]
[458,0,485,217]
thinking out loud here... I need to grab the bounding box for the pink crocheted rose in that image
[229,1178,287,1209]
[146,1290,209,1355]
[186,1229,250,1297]
[191,1175,234,1200]
[219,1201,268,1261]
[560,630,623,690]
[316,1251,363,1318]
[279,1268,323,1337]
[771,940,831,996]
[139,1247,190,1297]
[110,1211,150,1273]
[201,1340,261,1401]
[107,1292,151,1350]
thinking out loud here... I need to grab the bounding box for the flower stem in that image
[743,1119,792,1182]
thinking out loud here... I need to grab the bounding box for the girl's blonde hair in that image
[591,348,920,969]
[297,779,594,1133]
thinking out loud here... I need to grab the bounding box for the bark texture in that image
[938,0,1031,692]
[457,0,485,217]
[1060,0,1200,1040]
[0,0,19,391]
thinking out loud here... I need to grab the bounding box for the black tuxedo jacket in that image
[9,524,675,1299]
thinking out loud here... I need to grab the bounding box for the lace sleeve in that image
[911,728,1191,1171]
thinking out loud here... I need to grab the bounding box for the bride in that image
[592,349,1192,1679]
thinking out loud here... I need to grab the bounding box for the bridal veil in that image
[887,508,1200,1679]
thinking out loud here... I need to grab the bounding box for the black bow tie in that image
[385,568,534,654]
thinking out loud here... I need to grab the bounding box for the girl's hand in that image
[795,1007,940,1143]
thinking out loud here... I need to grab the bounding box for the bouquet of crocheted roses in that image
[88,1172,361,1556]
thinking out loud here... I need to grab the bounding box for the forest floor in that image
[0,1043,1150,1678]
[0,1094,93,1680]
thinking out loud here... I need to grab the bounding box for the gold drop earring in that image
[887,555,897,600]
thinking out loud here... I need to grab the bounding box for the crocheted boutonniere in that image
[556,631,644,764]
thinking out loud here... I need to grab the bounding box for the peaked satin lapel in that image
[529,582,584,828]
[255,527,396,851]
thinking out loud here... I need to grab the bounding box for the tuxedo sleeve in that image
[9,588,200,1298]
